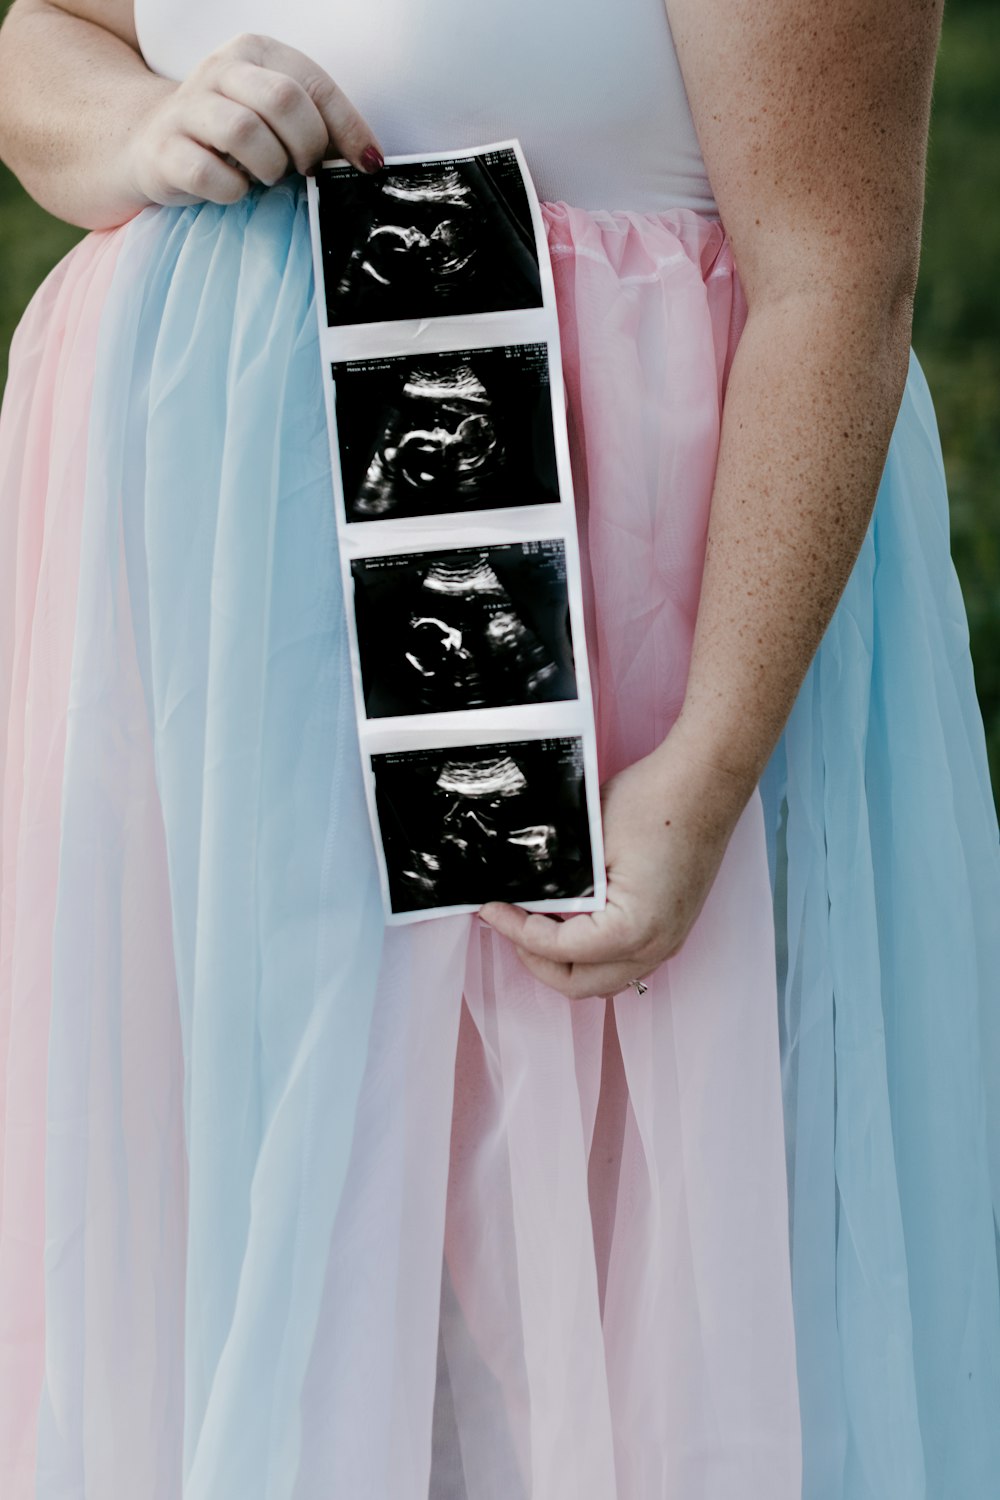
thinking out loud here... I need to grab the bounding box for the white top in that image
[134,0,717,215]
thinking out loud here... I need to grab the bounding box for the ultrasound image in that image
[317,149,543,326]
[372,738,595,912]
[333,345,559,521]
[351,543,577,718]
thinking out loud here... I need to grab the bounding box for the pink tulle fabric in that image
[0,202,801,1498]
[0,230,126,1494]
[432,205,801,1496]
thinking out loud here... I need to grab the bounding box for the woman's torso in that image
[133,0,717,214]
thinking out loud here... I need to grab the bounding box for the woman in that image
[0,1,997,1496]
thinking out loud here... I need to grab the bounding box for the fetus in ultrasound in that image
[401,754,560,901]
[355,363,502,519]
[373,742,595,911]
[341,168,478,308]
[319,152,544,325]
[335,345,559,521]
[352,547,575,718]
[406,555,559,709]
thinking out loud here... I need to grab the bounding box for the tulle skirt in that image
[1,182,998,1500]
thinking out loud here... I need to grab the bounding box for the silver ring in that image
[627,978,649,996]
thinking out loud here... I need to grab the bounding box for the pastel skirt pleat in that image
[0,182,997,1499]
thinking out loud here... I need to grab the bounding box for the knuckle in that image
[202,34,255,75]
[228,31,269,57]
[184,156,228,202]
[531,913,557,940]
[217,58,251,94]
[307,72,341,107]
[521,915,552,952]
[226,107,260,149]
[309,75,357,131]
[264,75,302,115]
[182,154,214,197]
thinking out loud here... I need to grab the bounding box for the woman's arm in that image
[482,0,944,998]
[665,0,941,783]
[0,0,383,229]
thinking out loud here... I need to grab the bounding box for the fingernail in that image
[360,146,385,174]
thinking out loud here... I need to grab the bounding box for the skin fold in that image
[0,0,945,998]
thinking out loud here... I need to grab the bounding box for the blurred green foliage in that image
[1,0,998,791]
[911,0,1000,792]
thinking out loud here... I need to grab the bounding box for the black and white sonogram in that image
[372,738,595,912]
[317,149,543,326]
[333,345,559,522]
[351,542,577,718]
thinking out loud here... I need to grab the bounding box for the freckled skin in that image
[666,0,944,779]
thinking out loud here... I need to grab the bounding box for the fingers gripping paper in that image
[307,142,606,922]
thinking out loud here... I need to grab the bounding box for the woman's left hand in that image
[479,722,755,1001]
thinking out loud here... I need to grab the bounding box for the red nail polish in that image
[361,146,385,174]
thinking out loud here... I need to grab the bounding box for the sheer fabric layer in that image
[760,352,1000,1500]
[0,230,125,1494]
[0,183,996,1500]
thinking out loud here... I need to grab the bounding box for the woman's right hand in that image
[126,32,384,209]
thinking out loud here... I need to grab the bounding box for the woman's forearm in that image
[674,280,913,788]
[0,0,172,228]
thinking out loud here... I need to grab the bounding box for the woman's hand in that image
[126,32,383,209]
[480,722,755,1001]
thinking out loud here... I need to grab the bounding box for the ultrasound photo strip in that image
[307,140,606,922]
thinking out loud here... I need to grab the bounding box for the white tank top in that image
[133,0,717,215]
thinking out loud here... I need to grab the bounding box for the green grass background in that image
[1,0,998,792]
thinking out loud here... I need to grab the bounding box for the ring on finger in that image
[603,977,649,1001]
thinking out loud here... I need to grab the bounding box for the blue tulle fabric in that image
[39,187,385,1496]
[36,184,1000,1496]
[760,348,1000,1499]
